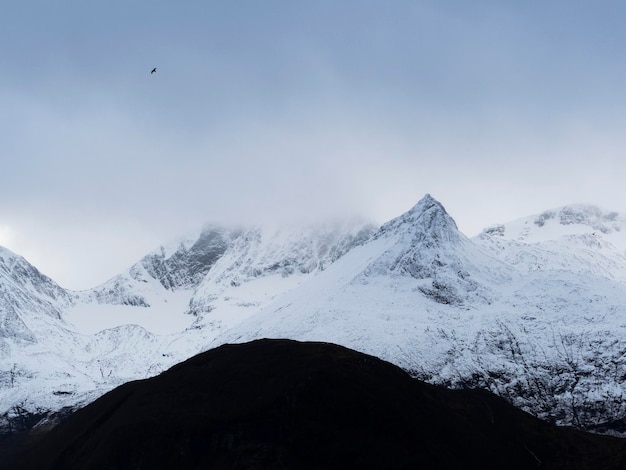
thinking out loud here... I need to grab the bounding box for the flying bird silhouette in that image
[150,67,157,74]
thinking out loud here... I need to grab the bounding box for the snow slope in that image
[3,196,626,434]
[0,219,376,435]
[210,197,626,428]
[0,246,176,431]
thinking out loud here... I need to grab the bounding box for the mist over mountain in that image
[2,194,626,455]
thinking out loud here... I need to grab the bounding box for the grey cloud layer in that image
[2,1,626,288]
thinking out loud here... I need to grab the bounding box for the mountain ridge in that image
[2,194,626,440]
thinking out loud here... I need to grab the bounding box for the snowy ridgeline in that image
[2,195,626,434]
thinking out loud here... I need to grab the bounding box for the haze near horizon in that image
[2,1,626,289]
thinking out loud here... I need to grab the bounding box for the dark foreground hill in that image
[7,339,626,469]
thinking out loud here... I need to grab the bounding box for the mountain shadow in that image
[7,339,626,469]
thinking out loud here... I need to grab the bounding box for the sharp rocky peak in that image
[0,245,69,301]
[356,195,496,306]
[139,225,242,291]
[0,246,73,343]
[377,194,461,244]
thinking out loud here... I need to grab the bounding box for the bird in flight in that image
[150,67,157,74]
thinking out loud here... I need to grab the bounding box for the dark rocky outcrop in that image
[7,339,626,469]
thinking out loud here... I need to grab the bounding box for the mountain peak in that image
[407,193,453,219]
[378,193,460,244]
[355,194,494,306]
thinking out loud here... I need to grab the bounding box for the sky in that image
[2,1,626,289]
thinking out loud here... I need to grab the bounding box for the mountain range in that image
[2,194,626,442]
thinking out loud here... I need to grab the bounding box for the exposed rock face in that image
[187,221,375,316]
[86,226,242,307]
[141,226,239,291]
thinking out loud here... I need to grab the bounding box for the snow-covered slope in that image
[210,198,626,429]
[209,196,510,360]
[0,246,184,435]
[470,205,626,428]
[477,205,626,281]
[81,225,241,308]
[482,204,626,247]
[212,195,506,342]
[0,246,74,337]
[186,221,375,326]
[0,218,376,436]
[3,196,626,436]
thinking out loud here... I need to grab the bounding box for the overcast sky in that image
[2,1,626,289]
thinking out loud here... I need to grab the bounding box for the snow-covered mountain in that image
[0,218,376,436]
[210,198,626,429]
[0,246,178,436]
[2,195,626,437]
[81,225,241,308]
[0,246,73,337]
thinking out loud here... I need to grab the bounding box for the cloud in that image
[2,1,626,288]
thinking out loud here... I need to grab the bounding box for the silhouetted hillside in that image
[7,339,626,469]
